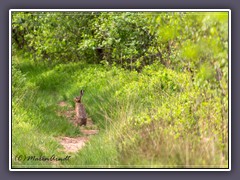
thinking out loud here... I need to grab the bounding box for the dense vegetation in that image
[12,11,229,168]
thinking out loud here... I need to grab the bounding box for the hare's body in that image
[74,90,87,126]
[75,103,87,126]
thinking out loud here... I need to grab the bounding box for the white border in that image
[229,9,231,171]
[10,9,231,11]
[9,9,12,172]
[9,9,231,171]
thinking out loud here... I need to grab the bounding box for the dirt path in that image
[56,101,99,153]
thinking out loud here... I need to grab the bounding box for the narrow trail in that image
[56,101,99,153]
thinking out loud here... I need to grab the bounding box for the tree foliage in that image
[12,12,228,83]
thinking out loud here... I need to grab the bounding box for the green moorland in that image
[11,11,229,168]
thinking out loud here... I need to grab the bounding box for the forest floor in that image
[56,101,99,153]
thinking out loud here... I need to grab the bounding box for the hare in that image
[74,90,87,126]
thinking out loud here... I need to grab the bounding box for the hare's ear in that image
[80,90,84,97]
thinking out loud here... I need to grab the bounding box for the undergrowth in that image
[12,56,228,168]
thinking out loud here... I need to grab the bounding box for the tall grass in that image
[12,56,228,168]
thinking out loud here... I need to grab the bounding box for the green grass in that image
[12,56,228,168]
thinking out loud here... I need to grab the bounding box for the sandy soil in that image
[56,101,99,153]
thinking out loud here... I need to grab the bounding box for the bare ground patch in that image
[57,136,89,153]
[58,101,69,107]
[80,129,99,135]
[56,101,99,153]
